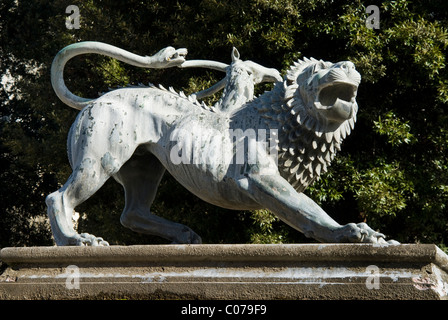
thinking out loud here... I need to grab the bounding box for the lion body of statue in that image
[46,42,397,246]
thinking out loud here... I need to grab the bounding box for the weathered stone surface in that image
[1,244,447,300]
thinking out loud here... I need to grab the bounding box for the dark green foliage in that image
[1,0,447,251]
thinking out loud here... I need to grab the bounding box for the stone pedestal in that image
[1,244,447,300]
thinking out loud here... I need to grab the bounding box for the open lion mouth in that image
[315,81,358,122]
[319,82,357,106]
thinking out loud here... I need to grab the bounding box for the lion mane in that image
[256,57,361,193]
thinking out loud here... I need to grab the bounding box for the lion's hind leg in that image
[46,156,114,246]
[114,152,202,244]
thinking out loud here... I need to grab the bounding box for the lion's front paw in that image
[75,233,110,246]
[171,227,202,244]
[151,47,188,68]
[336,223,399,244]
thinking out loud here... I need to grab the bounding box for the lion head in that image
[288,58,360,125]
[258,57,361,193]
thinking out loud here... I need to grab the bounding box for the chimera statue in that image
[47,41,397,246]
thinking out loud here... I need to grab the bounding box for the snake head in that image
[150,46,188,68]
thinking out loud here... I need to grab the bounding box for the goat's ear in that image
[231,47,240,62]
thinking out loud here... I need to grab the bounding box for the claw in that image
[337,222,398,244]
[376,232,386,239]
[76,233,109,246]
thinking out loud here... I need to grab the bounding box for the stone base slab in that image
[1,244,447,300]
